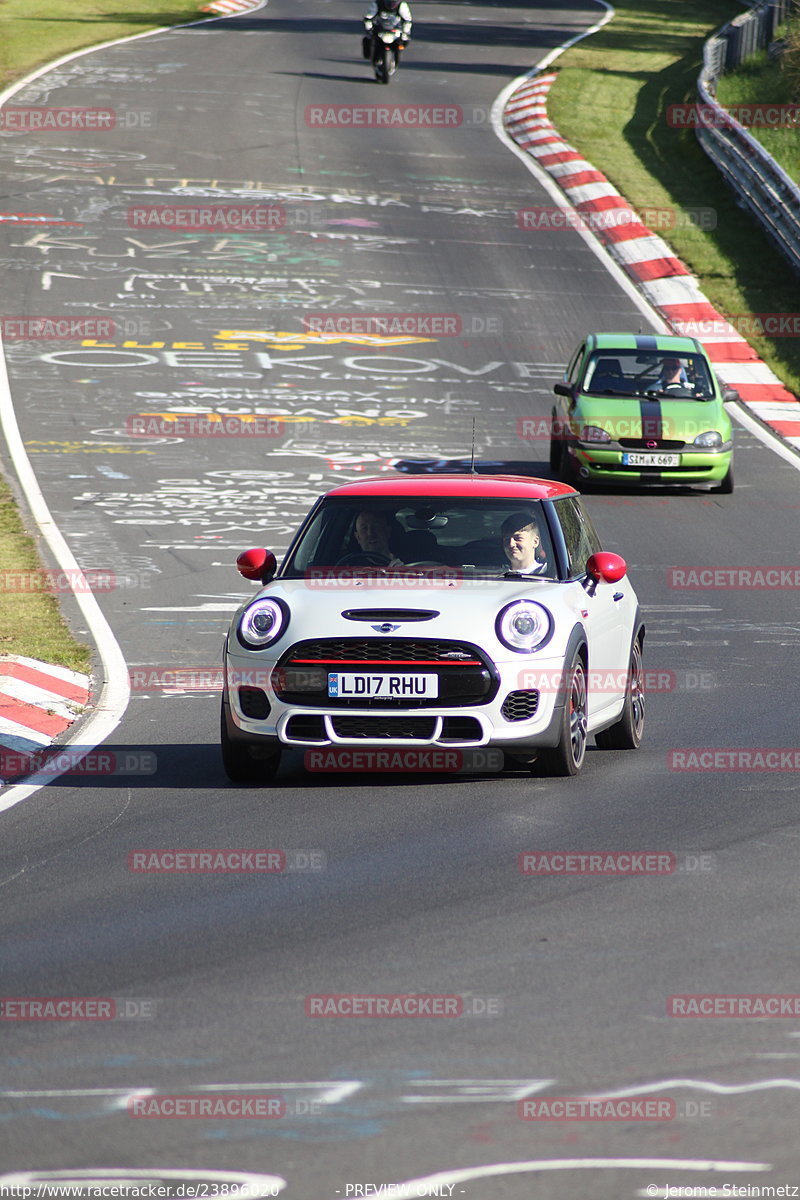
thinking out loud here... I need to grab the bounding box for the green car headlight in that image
[693,430,723,448]
[581,425,612,444]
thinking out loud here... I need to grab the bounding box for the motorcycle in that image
[363,13,405,84]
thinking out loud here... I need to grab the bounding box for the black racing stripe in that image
[635,335,658,350]
[639,398,663,440]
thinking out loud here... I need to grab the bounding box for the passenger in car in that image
[499,512,548,575]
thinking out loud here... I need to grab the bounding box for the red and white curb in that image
[202,0,262,13]
[504,72,800,452]
[0,656,90,775]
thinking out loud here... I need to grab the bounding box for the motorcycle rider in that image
[362,0,413,58]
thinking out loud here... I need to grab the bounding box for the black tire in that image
[535,651,588,777]
[713,465,734,494]
[595,635,645,751]
[381,46,393,81]
[220,699,281,785]
[559,441,578,486]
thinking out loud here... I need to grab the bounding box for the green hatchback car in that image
[551,333,735,493]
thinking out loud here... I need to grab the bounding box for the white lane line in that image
[141,603,241,612]
[0,324,129,812]
[0,1,266,814]
[729,402,800,469]
[108,1081,363,1110]
[581,1077,800,1097]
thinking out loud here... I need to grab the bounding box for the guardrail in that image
[696,0,800,275]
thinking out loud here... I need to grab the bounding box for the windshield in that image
[281,498,558,580]
[583,350,715,399]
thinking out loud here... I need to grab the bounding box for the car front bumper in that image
[224,647,577,755]
[567,443,732,485]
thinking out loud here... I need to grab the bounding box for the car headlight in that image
[496,601,553,653]
[581,425,612,443]
[237,598,289,649]
[694,430,723,448]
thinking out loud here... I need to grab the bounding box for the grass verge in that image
[0,1,206,89]
[0,0,206,673]
[0,478,91,672]
[716,39,800,183]
[546,0,800,397]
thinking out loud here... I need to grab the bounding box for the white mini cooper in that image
[221,475,645,782]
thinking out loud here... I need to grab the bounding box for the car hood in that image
[574,394,729,440]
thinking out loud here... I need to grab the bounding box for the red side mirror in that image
[237,548,277,583]
[586,551,627,584]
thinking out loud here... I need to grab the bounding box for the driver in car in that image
[349,510,403,565]
[653,356,690,392]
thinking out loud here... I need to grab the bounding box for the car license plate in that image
[328,672,438,699]
[622,452,680,467]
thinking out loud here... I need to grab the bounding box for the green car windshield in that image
[583,351,715,399]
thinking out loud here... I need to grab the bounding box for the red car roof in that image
[325,475,577,500]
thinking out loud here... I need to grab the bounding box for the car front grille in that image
[274,639,497,708]
[618,438,685,450]
[330,716,437,740]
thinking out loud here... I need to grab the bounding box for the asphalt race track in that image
[2,0,800,1194]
